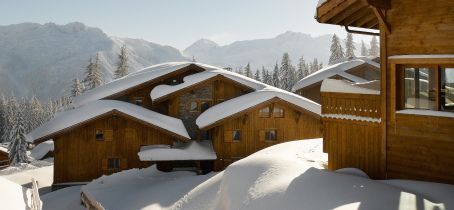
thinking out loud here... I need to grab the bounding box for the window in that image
[260,130,277,141]
[259,107,270,118]
[108,158,120,169]
[224,130,241,142]
[273,107,284,118]
[95,130,104,141]
[189,131,200,140]
[200,130,209,140]
[200,100,212,113]
[135,99,143,106]
[189,101,198,113]
[401,66,454,111]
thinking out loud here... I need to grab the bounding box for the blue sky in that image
[1,0,373,50]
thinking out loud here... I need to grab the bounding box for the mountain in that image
[0,22,189,101]
[183,31,368,71]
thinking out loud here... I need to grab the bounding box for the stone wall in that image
[179,84,213,132]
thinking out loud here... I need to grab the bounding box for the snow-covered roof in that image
[29,140,54,160]
[138,140,217,161]
[150,67,268,102]
[196,87,321,129]
[27,100,190,143]
[0,144,8,154]
[321,79,380,95]
[292,57,380,92]
[67,62,200,110]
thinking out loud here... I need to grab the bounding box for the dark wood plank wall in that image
[53,114,175,184]
[385,0,454,184]
[0,151,8,161]
[300,84,323,104]
[323,119,382,179]
[211,102,323,171]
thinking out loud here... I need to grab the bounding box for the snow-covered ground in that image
[0,177,31,210]
[41,186,85,210]
[77,138,454,210]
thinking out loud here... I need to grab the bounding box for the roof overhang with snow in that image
[316,0,390,32]
[67,62,206,110]
[150,68,268,103]
[321,79,380,95]
[292,57,379,92]
[27,100,191,144]
[197,88,321,130]
[138,140,217,161]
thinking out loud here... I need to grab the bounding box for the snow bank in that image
[2,165,54,195]
[396,109,454,119]
[68,62,194,109]
[322,113,381,123]
[41,186,86,210]
[150,65,268,101]
[197,87,321,129]
[0,177,29,210]
[321,79,380,95]
[27,100,190,142]
[292,57,379,92]
[353,80,380,91]
[138,140,217,161]
[29,140,54,160]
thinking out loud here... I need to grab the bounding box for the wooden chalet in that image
[316,0,454,184]
[292,57,380,104]
[27,62,323,190]
[0,145,10,170]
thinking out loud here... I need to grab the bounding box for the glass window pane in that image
[404,68,436,110]
[190,101,198,112]
[274,108,284,118]
[189,132,198,140]
[260,107,270,118]
[135,100,143,106]
[96,130,104,140]
[201,101,211,113]
[265,130,270,140]
[115,159,120,168]
[441,68,454,110]
[233,131,241,141]
[270,130,276,140]
[108,159,114,169]
[201,130,209,140]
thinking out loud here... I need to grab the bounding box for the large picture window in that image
[401,66,454,111]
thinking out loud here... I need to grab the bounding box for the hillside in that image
[0,22,189,101]
[183,31,368,71]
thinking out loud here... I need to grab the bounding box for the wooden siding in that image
[384,0,454,184]
[210,101,323,171]
[53,114,175,184]
[0,151,9,170]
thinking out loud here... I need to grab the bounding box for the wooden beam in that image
[354,12,376,27]
[343,7,371,26]
[318,0,359,23]
[373,8,391,34]
[363,0,391,10]
[363,17,379,29]
[331,1,365,24]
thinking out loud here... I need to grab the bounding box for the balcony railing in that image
[321,92,381,119]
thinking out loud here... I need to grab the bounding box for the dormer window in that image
[273,107,284,118]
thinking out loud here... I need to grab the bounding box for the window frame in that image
[259,129,278,142]
[95,129,104,141]
[188,100,199,113]
[259,107,271,118]
[108,158,121,170]
[273,107,285,118]
[398,64,454,112]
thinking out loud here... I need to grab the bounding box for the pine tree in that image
[361,40,368,56]
[279,53,293,91]
[93,53,103,88]
[244,62,253,78]
[368,36,379,57]
[80,83,86,93]
[2,95,16,143]
[71,74,82,98]
[329,33,345,64]
[254,68,261,82]
[192,56,196,62]
[83,55,94,90]
[344,33,356,57]
[303,63,310,78]
[0,95,6,143]
[236,66,244,75]
[311,58,319,74]
[261,66,270,85]
[114,44,130,79]
[272,62,280,88]
[43,98,54,123]
[297,55,306,81]
[319,62,323,70]
[8,99,28,165]
[29,96,42,131]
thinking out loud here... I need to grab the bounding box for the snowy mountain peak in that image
[183,38,220,56]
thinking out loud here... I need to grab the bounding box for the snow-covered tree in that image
[0,95,6,142]
[254,68,261,82]
[368,36,379,57]
[244,62,253,78]
[42,98,54,123]
[329,33,344,64]
[83,54,103,90]
[2,95,17,143]
[28,96,42,131]
[192,56,196,62]
[297,55,306,81]
[8,99,28,165]
[361,40,368,56]
[279,52,294,91]
[114,44,130,79]
[262,66,271,85]
[344,33,356,57]
[80,83,86,93]
[319,62,323,70]
[311,58,319,74]
[236,66,244,75]
[71,74,82,98]
[272,62,280,88]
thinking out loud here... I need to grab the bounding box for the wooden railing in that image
[321,92,381,119]
[30,178,42,210]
